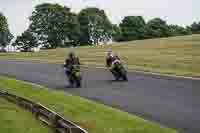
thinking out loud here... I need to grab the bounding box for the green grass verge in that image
[0,97,52,133]
[0,35,198,77]
[0,76,177,133]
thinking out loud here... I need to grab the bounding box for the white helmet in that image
[107,48,113,57]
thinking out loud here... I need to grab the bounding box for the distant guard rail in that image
[0,89,88,133]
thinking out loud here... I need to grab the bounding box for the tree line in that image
[0,3,199,52]
[0,12,13,51]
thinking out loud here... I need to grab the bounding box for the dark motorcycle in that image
[111,62,128,81]
[63,65,82,88]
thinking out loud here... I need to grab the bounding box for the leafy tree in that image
[29,3,80,49]
[185,26,192,35]
[12,30,37,52]
[78,8,113,45]
[190,22,200,34]
[145,18,169,38]
[119,16,146,41]
[168,25,192,36]
[112,24,123,42]
[0,12,13,48]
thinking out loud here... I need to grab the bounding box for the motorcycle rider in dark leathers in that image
[63,51,81,87]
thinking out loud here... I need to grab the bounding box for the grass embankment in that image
[0,97,51,133]
[0,76,177,133]
[0,35,197,77]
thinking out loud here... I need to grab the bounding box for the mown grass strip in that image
[0,97,52,133]
[0,35,198,77]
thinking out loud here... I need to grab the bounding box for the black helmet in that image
[68,51,75,58]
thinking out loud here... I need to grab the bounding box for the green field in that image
[0,35,198,77]
[0,76,177,133]
[0,97,51,133]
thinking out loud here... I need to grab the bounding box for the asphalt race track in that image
[0,60,199,133]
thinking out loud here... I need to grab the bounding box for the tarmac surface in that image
[0,60,199,133]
